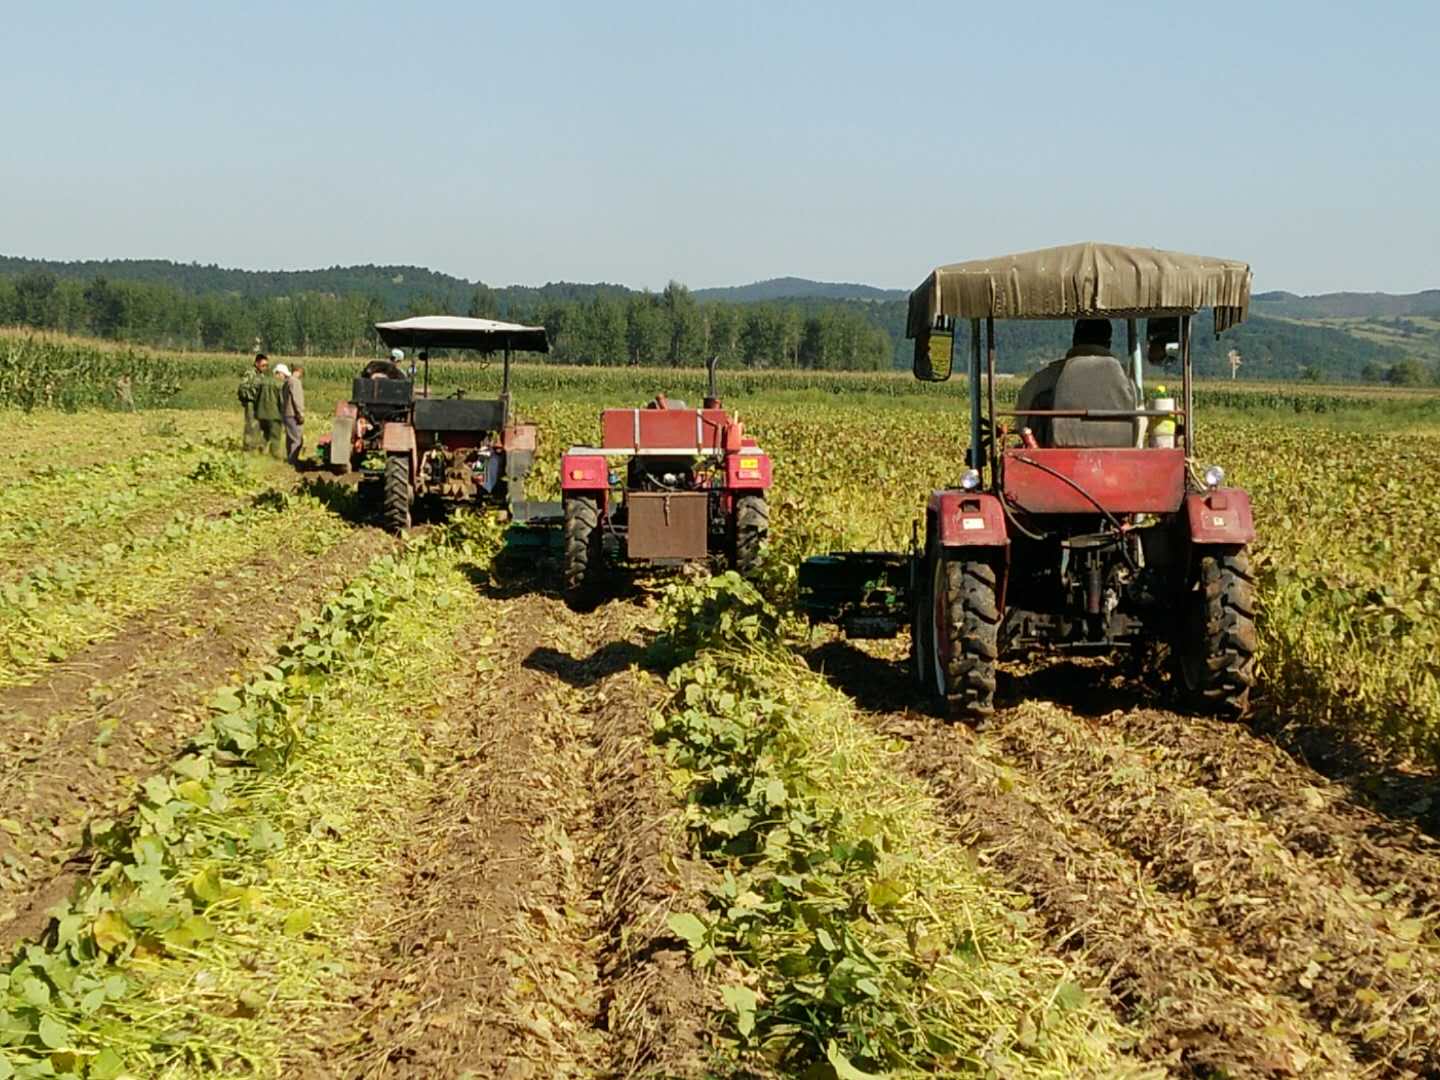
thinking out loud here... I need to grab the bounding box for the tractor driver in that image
[360,349,407,381]
[1015,319,1133,447]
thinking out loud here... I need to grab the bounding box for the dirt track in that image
[302,577,716,1080]
[810,640,1440,1079]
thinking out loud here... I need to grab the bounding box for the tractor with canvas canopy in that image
[327,315,550,532]
[798,242,1258,721]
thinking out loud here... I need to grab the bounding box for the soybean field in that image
[2,345,1440,1079]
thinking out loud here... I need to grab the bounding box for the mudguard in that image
[724,449,772,490]
[1185,488,1255,544]
[562,453,609,492]
[329,415,355,467]
[381,422,415,453]
[929,490,1009,547]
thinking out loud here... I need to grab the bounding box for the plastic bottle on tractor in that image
[1149,385,1177,448]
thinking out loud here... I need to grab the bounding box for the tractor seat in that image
[1051,354,1137,448]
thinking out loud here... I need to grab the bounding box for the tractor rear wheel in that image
[383,453,412,534]
[1177,547,1257,717]
[732,494,769,575]
[931,553,999,722]
[563,496,603,611]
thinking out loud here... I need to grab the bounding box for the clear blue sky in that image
[2,0,1435,294]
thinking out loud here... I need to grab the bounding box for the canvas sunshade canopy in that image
[374,315,550,353]
[905,242,1252,338]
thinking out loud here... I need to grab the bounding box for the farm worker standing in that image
[254,365,286,460]
[281,364,306,466]
[238,353,269,451]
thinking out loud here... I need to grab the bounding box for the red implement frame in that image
[601,408,740,453]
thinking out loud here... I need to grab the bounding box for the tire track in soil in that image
[1103,706,1440,923]
[990,702,1440,1076]
[0,524,396,946]
[807,638,1424,1079]
[319,588,716,1080]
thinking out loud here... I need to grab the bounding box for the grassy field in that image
[2,342,1440,1077]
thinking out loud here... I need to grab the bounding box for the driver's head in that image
[1072,319,1112,349]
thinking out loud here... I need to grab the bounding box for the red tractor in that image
[326,316,550,532]
[559,358,771,610]
[799,243,1258,722]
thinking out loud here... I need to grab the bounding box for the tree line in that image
[0,272,894,370]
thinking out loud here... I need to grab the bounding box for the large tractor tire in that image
[1177,547,1257,717]
[383,453,412,534]
[732,494,769,576]
[563,496,603,611]
[930,552,1000,723]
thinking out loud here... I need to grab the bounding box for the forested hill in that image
[1,254,1437,382]
[693,278,905,303]
[1254,289,1440,319]
[0,255,637,313]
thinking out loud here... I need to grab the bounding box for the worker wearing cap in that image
[280,363,306,466]
[238,353,268,451]
[254,364,286,459]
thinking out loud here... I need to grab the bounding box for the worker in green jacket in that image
[238,353,269,450]
[254,365,286,459]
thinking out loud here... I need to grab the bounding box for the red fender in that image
[562,453,609,492]
[928,490,1009,547]
[381,422,415,453]
[724,449,772,490]
[1185,488,1255,544]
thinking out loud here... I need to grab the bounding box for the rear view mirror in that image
[913,329,954,382]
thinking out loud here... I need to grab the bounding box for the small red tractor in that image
[799,243,1258,721]
[559,358,771,609]
[326,316,550,532]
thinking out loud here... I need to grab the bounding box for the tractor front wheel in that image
[563,496,603,611]
[732,494,769,576]
[1177,548,1257,717]
[383,453,412,534]
[931,552,999,723]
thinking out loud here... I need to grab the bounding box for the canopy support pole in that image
[968,319,982,481]
[1181,314,1194,459]
[502,344,512,398]
[985,316,998,486]
[1127,319,1141,398]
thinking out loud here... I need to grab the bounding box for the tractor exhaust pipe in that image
[704,355,720,409]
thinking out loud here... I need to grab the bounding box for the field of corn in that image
[3,335,1440,1079]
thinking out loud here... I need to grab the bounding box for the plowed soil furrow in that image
[811,638,1440,1079]
[1104,707,1440,920]
[896,721,1362,1077]
[318,585,709,1080]
[0,524,393,944]
[991,703,1440,1075]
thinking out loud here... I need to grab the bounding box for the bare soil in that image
[312,582,716,1080]
[0,525,394,945]
[808,638,1440,1080]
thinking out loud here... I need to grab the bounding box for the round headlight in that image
[960,468,982,491]
[1203,464,1225,489]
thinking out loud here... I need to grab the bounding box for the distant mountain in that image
[2,253,1435,380]
[0,255,636,313]
[1254,289,1440,319]
[693,277,906,303]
